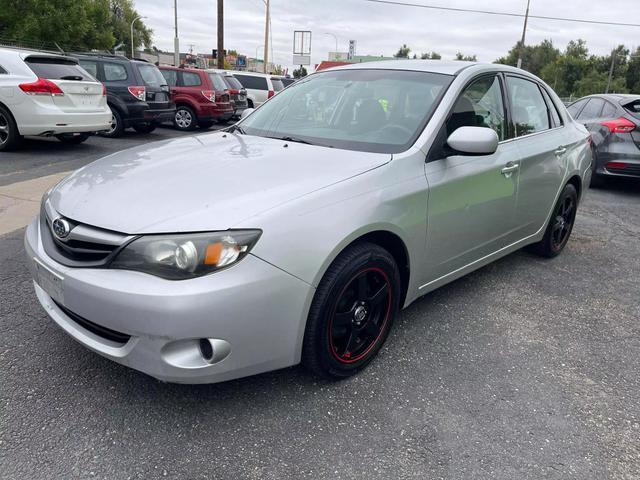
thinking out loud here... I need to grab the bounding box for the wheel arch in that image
[317,228,412,309]
[566,174,582,202]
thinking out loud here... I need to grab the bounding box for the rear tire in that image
[132,123,156,134]
[173,106,197,131]
[302,243,401,379]
[528,183,578,258]
[55,133,90,144]
[100,109,124,138]
[0,104,22,151]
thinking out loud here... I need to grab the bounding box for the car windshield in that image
[137,64,167,87]
[239,69,453,153]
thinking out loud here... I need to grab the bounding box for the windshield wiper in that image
[225,124,246,134]
[276,135,314,145]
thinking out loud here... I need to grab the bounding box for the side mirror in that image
[240,108,254,120]
[446,126,499,155]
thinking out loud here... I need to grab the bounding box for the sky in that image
[134,0,640,71]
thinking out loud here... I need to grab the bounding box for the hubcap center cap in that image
[353,305,368,325]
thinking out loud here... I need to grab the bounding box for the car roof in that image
[0,46,76,62]
[332,59,483,75]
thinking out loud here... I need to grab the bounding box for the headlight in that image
[110,230,262,280]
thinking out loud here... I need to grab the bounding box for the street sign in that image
[293,54,310,66]
[348,40,356,60]
[293,31,312,55]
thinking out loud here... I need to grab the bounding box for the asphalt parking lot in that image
[1,130,639,479]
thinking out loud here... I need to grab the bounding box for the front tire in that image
[529,183,578,258]
[0,104,22,151]
[302,243,401,379]
[173,106,197,131]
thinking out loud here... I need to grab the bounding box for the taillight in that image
[201,90,216,102]
[102,84,107,96]
[267,90,275,98]
[601,117,636,134]
[128,86,146,101]
[19,78,64,96]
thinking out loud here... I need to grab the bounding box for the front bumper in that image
[24,217,314,384]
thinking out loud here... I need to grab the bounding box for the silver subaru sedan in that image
[25,60,592,384]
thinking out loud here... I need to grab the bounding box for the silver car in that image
[25,60,592,384]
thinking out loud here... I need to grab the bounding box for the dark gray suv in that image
[567,94,640,187]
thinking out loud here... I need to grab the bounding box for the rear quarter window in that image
[234,74,268,90]
[25,57,95,81]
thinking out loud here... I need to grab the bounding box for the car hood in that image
[49,133,391,234]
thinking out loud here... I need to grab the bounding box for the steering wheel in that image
[378,124,413,138]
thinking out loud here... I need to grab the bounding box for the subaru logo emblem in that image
[52,217,71,239]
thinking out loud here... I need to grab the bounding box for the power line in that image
[362,0,640,28]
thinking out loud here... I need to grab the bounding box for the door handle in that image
[555,146,567,156]
[501,162,519,177]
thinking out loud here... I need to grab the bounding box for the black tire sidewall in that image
[540,184,578,257]
[101,109,124,138]
[303,243,401,378]
[0,104,21,151]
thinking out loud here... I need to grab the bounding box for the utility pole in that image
[174,0,180,66]
[606,51,617,94]
[217,0,224,69]
[516,0,531,69]
[263,0,270,73]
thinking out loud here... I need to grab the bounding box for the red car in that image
[159,66,234,131]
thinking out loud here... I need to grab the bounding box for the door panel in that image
[424,141,521,283]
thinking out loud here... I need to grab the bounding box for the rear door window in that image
[136,64,166,87]
[103,62,128,82]
[577,98,605,120]
[181,71,202,87]
[506,76,550,136]
[78,60,98,79]
[160,69,178,86]
[25,56,95,81]
[540,88,563,128]
[234,74,268,90]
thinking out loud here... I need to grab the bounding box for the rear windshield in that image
[234,74,268,91]
[281,78,295,87]
[623,100,640,119]
[25,56,95,81]
[208,73,228,91]
[136,63,167,87]
[223,75,244,90]
[271,78,284,91]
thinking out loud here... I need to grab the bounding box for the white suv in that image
[210,70,284,108]
[0,47,111,151]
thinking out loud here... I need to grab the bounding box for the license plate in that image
[34,258,64,305]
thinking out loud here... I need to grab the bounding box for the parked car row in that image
[567,93,640,186]
[0,46,291,151]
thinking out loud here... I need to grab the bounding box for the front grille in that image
[53,300,131,345]
[607,164,640,176]
[41,201,134,268]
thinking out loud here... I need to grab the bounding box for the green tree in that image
[455,52,477,61]
[420,51,441,60]
[394,44,410,58]
[626,47,640,93]
[293,65,307,78]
